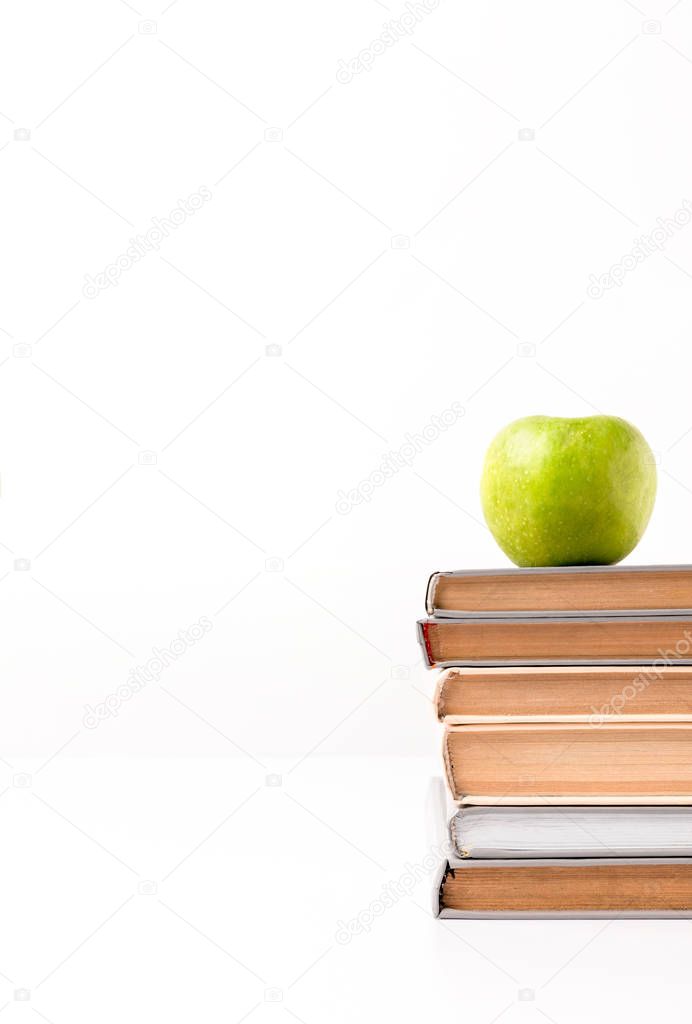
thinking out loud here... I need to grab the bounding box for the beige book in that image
[427,564,692,617]
[438,859,692,916]
[434,665,692,720]
[443,721,692,800]
[419,615,692,667]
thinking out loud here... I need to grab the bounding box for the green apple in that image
[480,415,657,567]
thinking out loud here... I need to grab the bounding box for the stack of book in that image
[420,564,692,918]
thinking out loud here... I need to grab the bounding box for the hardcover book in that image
[418,615,692,667]
[426,564,692,617]
[436,858,692,918]
[443,722,692,800]
[434,665,692,720]
[449,805,692,859]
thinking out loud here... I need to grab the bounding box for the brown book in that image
[419,615,692,667]
[439,860,692,916]
[427,564,692,617]
[435,665,692,721]
[443,722,692,800]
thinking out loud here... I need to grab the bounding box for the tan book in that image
[434,665,692,721]
[443,722,692,800]
[418,615,692,667]
[438,859,692,917]
[427,564,692,617]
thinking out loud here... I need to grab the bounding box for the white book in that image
[450,805,692,859]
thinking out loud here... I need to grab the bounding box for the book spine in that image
[449,812,469,858]
[425,572,440,616]
[432,862,450,918]
[417,620,434,667]
[433,670,449,722]
[442,729,457,801]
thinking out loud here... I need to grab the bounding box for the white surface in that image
[6,755,692,1024]
[2,1,692,757]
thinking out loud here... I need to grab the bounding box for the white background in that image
[2,0,692,1021]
